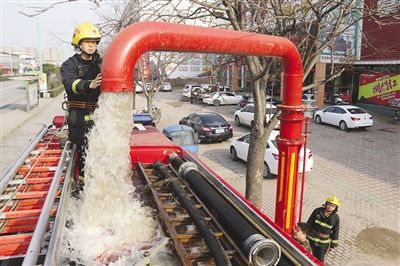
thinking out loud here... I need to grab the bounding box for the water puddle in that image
[355,227,400,262]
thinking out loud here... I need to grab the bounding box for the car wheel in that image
[263,163,273,179]
[315,115,322,124]
[214,100,220,106]
[230,147,238,161]
[339,121,348,131]
[235,116,241,126]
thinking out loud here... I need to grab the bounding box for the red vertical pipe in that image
[299,117,309,223]
[101,21,304,233]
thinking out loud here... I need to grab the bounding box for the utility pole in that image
[9,49,14,76]
[241,65,245,88]
[36,17,43,73]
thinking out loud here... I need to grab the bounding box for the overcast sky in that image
[1,0,114,60]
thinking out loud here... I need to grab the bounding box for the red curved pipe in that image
[101,21,303,233]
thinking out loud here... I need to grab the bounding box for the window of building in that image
[377,0,398,16]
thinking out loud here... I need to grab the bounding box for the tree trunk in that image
[146,94,153,112]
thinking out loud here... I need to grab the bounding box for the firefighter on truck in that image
[60,22,102,194]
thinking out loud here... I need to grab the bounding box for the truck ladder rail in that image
[44,144,75,266]
[0,128,73,265]
[22,142,71,266]
[137,162,249,265]
[0,125,48,194]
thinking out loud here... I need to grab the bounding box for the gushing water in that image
[62,93,159,265]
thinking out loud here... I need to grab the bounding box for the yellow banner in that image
[358,74,400,100]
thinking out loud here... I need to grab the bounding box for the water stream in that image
[61,93,162,265]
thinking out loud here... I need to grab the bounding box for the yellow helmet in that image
[71,22,101,47]
[326,195,341,207]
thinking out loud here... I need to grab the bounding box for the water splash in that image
[62,93,158,265]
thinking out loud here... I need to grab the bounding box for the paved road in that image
[0,80,26,111]
[153,90,400,266]
[1,88,399,266]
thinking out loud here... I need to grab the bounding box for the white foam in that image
[61,93,159,265]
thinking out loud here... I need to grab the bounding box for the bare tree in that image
[136,52,191,114]
[21,0,400,207]
[165,0,399,207]
[18,0,103,17]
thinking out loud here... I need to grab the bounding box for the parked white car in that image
[159,82,172,92]
[230,131,314,178]
[234,103,279,128]
[135,85,143,93]
[182,84,202,98]
[203,92,242,106]
[314,105,373,131]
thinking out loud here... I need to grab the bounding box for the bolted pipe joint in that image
[168,152,179,161]
[169,152,199,177]
[178,161,198,177]
[243,234,281,266]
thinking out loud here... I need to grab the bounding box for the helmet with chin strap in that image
[325,195,340,211]
[71,22,101,47]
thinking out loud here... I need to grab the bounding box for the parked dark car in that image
[238,95,252,108]
[179,112,233,143]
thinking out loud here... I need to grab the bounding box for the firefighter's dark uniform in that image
[307,207,340,262]
[60,52,101,178]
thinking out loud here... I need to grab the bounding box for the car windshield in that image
[170,131,195,146]
[347,108,366,114]
[201,114,226,124]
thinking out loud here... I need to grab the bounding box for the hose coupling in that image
[178,161,198,177]
[243,234,281,266]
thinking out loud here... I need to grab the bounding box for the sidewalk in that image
[0,93,65,174]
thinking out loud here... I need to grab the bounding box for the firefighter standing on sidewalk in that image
[307,196,341,263]
[61,22,102,190]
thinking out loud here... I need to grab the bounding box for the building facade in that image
[354,0,400,108]
[0,47,63,75]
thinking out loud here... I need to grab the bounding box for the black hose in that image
[169,156,258,245]
[168,154,281,266]
[153,161,231,266]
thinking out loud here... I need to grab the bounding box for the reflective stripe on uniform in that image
[72,79,81,94]
[84,114,93,121]
[308,235,332,244]
[331,240,338,244]
[315,219,333,229]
